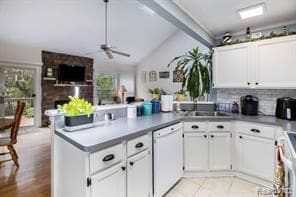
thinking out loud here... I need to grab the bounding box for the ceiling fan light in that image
[238,3,265,20]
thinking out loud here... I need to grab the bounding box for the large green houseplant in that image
[168,47,213,100]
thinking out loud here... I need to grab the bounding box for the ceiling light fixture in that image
[238,3,266,20]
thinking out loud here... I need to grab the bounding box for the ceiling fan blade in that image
[105,50,114,59]
[111,50,131,57]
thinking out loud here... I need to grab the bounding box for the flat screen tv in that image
[58,64,85,82]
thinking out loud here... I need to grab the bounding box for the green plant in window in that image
[24,107,34,118]
[58,96,95,116]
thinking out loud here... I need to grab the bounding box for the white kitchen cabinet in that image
[91,163,125,197]
[209,133,232,170]
[237,134,275,181]
[213,43,251,88]
[184,133,208,171]
[254,36,296,88]
[127,149,151,197]
[213,35,296,89]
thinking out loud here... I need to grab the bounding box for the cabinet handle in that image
[239,136,243,139]
[102,154,115,162]
[251,128,260,133]
[129,161,134,166]
[210,135,214,138]
[135,142,144,148]
[171,128,174,131]
[203,135,207,138]
[255,82,259,85]
[217,125,224,129]
[191,125,199,129]
[121,166,126,171]
[247,82,250,85]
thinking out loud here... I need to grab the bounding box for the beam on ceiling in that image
[136,0,214,48]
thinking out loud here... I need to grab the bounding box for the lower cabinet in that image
[89,133,152,197]
[184,122,232,172]
[127,149,151,197]
[184,133,208,171]
[91,163,125,197]
[209,133,232,170]
[237,134,275,181]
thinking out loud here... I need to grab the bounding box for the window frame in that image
[95,73,118,104]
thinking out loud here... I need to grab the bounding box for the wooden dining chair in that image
[0,100,25,167]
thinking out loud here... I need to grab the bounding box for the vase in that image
[152,94,160,100]
[177,94,185,101]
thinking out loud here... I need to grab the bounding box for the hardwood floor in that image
[0,128,51,197]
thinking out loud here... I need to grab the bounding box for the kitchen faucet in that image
[193,99,198,112]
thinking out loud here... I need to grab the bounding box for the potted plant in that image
[168,47,213,101]
[176,89,186,101]
[58,96,95,131]
[148,88,162,100]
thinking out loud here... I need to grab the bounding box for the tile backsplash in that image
[215,89,296,115]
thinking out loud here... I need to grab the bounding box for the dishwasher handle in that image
[154,128,180,139]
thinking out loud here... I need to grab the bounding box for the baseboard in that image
[234,171,273,188]
[183,170,233,177]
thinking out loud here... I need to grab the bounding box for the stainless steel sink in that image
[183,111,231,117]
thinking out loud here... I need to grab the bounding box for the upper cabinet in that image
[213,35,296,89]
[213,43,251,88]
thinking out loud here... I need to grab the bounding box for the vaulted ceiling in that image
[173,0,296,37]
[0,0,177,66]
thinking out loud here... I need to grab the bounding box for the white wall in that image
[0,42,42,65]
[136,30,209,100]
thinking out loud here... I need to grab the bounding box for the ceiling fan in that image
[99,0,131,59]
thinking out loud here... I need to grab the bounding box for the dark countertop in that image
[55,112,296,152]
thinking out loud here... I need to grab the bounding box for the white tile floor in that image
[165,176,268,197]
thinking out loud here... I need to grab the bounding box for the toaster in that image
[276,97,296,120]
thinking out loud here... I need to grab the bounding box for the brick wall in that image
[216,89,296,115]
[41,51,94,126]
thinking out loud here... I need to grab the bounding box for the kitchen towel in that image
[273,145,285,197]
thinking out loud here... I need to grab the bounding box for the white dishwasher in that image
[153,122,183,197]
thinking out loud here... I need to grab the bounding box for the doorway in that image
[0,65,36,127]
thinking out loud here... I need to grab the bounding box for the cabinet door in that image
[184,133,208,171]
[237,134,275,181]
[209,133,231,170]
[213,44,251,88]
[255,36,296,88]
[127,149,152,197]
[91,163,125,197]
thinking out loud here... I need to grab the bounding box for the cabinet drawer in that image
[236,122,275,139]
[208,122,231,132]
[90,143,124,174]
[127,134,150,157]
[184,122,206,132]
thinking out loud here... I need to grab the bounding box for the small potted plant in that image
[58,96,95,131]
[148,88,161,100]
[176,89,186,101]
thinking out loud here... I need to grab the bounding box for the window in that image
[96,74,116,104]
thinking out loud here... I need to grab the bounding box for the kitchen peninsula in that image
[47,109,296,197]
